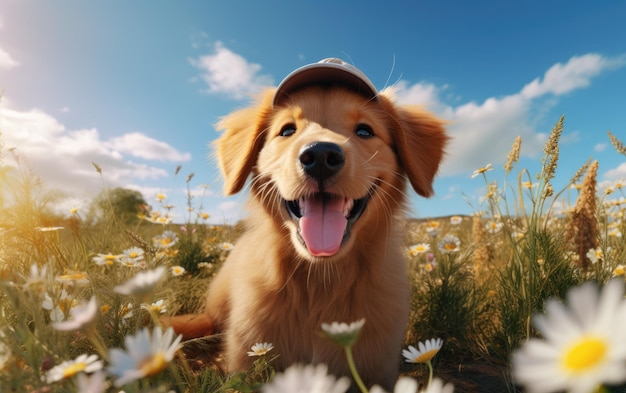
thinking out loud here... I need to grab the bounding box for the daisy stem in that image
[344,345,368,393]
[427,360,434,385]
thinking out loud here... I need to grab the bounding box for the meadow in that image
[1,117,625,393]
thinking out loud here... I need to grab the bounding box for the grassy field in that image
[1,119,625,393]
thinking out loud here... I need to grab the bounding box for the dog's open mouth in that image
[285,192,370,257]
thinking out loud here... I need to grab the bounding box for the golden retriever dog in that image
[168,58,448,390]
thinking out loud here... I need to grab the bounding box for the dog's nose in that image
[299,142,345,182]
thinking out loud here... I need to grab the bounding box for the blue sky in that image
[1,1,625,223]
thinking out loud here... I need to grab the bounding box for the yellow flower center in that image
[62,362,86,378]
[413,349,439,363]
[562,337,607,372]
[443,243,457,251]
[139,353,167,377]
[129,251,139,258]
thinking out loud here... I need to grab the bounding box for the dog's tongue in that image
[300,195,348,256]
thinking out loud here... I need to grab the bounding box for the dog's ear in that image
[214,89,275,195]
[383,96,449,197]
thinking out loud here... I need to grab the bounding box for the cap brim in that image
[273,61,378,106]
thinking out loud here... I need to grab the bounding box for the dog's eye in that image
[279,124,296,137]
[355,124,374,138]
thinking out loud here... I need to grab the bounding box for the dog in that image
[168,59,448,390]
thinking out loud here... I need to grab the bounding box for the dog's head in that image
[215,59,448,261]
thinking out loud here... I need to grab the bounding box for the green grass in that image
[0,119,625,392]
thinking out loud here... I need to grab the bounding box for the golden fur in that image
[168,86,448,390]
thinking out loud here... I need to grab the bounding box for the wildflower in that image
[92,252,121,266]
[197,262,214,270]
[321,318,365,347]
[52,296,98,331]
[155,192,167,202]
[403,338,444,364]
[408,243,430,257]
[425,221,440,238]
[141,299,167,314]
[119,247,145,266]
[76,371,108,393]
[586,247,604,265]
[371,377,419,393]
[55,271,90,286]
[471,163,493,179]
[45,354,103,383]
[437,235,461,253]
[108,326,182,387]
[261,363,350,393]
[421,378,455,393]
[248,342,274,357]
[511,279,626,392]
[22,263,48,296]
[119,303,134,320]
[613,265,625,277]
[219,242,235,251]
[42,290,78,322]
[153,230,178,249]
[608,227,622,238]
[171,265,186,277]
[113,266,166,296]
[69,206,80,215]
[424,262,435,273]
[198,211,210,220]
[522,181,536,189]
[449,216,463,225]
[485,220,503,234]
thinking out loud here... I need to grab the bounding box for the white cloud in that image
[190,42,274,100]
[605,162,626,180]
[394,53,626,177]
[107,132,191,162]
[0,45,19,69]
[0,101,186,199]
[521,54,626,99]
[594,143,607,153]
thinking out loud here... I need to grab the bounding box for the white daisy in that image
[45,354,103,383]
[437,235,461,253]
[141,299,167,314]
[171,265,186,277]
[420,378,454,393]
[108,326,182,387]
[118,247,146,268]
[403,338,444,363]
[113,266,166,296]
[471,163,493,178]
[321,318,365,347]
[219,242,235,251]
[153,230,178,249]
[92,252,121,266]
[76,371,108,393]
[248,342,274,357]
[449,216,463,225]
[21,263,49,296]
[408,243,430,257]
[42,290,78,322]
[370,377,419,393]
[55,271,90,286]
[511,279,626,393]
[52,296,98,331]
[261,363,350,393]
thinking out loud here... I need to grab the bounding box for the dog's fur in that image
[168,86,447,390]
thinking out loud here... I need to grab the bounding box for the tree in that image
[88,187,149,225]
